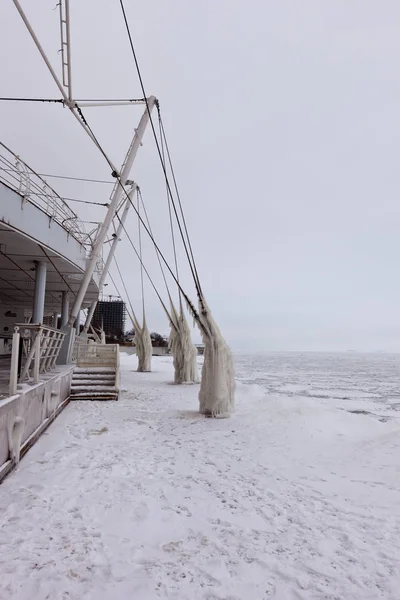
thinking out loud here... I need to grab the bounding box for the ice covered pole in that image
[134,317,152,372]
[169,301,198,384]
[197,299,235,417]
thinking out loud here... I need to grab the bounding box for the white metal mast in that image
[67,97,156,327]
[12,0,157,362]
[82,183,136,334]
[59,0,73,101]
[11,0,147,171]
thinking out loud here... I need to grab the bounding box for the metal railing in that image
[9,324,66,395]
[0,141,88,245]
[76,342,119,368]
[71,335,87,363]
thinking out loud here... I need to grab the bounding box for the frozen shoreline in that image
[0,352,399,599]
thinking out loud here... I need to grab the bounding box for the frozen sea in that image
[0,351,399,600]
[235,351,400,419]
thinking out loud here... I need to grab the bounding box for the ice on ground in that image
[0,352,400,599]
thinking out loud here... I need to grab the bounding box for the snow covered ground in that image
[0,352,400,599]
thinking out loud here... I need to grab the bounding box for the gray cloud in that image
[1,1,400,351]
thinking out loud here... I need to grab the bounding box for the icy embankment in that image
[0,353,399,600]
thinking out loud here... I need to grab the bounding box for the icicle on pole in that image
[168,300,198,384]
[134,322,152,372]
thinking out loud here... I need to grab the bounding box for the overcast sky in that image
[1,1,400,351]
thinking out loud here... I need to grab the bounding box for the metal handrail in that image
[11,323,67,387]
[0,141,88,245]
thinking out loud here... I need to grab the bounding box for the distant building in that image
[92,300,126,340]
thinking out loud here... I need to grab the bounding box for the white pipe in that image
[32,261,47,324]
[82,187,135,333]
[61,291,70,327]
[77,101,146,107]
[67,98,156,326]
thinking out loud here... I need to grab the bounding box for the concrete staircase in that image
[70,367,118,400]
[70,343,120,401]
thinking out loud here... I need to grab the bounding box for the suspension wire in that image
[107,268,136,328]
[136,188,170,295]
[136,188,146,320]
[29,192,108,206]
[0,274,32,299]
[115,212,205,334]
[0,97,65,103]
[0,289,22,305]
[134,190,178,333]
[158,114,202,296]
[157,117,185,318]
[61,198,109,206]
[135,191,180,332]
[0,165,107,210]
[118,0,203,301]
[114,214,173,320]
[112,254,175,335]
[158,115,180,294]
[38,173,114,184]
[72,104,119,173]
[0,249,61,305]
[0,97,145,104]
[69,102,202,326]
[112,256,138,325]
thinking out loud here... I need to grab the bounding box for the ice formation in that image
[197,298,235,417]
[169,301,198,384]
[8,416,25,465]
[134,317,152,372]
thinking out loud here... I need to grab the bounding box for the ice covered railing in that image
[0,141,88,245]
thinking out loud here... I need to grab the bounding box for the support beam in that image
[76,101,146,107]
[74,313,80,335]
[32,261,47,324]
[61,291,70,327]
[82,187,135,334]
[9,329,20,396]
[67,99,155,327]
[53,311,59,329]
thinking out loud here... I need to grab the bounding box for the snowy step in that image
[71,366,118,401]
[72,380,115,384]
[73,373,115,380]
[71,385,117,394]
[73,367,115,374]
[70,393,118,400]
[72,376,115,382]
[71,380,115,388]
